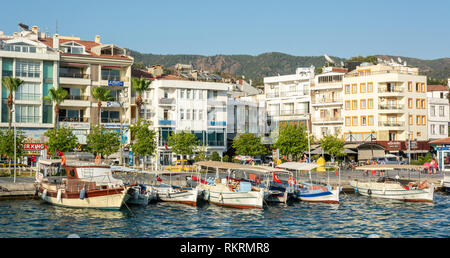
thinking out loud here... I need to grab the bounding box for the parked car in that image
[370,155,406,165]
[164,159,195,172]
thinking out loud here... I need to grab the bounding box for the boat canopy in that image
[276,162,319,171]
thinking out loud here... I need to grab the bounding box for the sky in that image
[1,0,449,59]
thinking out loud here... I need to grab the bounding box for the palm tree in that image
[92,86,114,126]
[1,76,23,131]
[43,87,68,129]
[132,77,151,119]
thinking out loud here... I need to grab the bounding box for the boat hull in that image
[37,185,128,210]
[297,189,340,204]
[151,185,198,206]
[208,189,264,209]
[350,181,434,203]
[265,191,289,204]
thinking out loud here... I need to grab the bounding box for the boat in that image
[277,162,341,204]
[125,184,156,205]
[35,155,130,210]
[248,167,296,204]
[148,171,198,206]
[443,173,450,193]
[350,164,434,203]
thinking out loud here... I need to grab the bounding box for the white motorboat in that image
[150,183,198,206]
[126,184,156,205]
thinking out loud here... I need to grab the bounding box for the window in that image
[416,115,421,125]
[352,100,358,110]
[345,117,351,126]
[164,89,169,98]
[15,60,40,78]
[60,42,85,54]
[421,99,425,109]
[368,115,374,126]
[360,83,366,93]
[186,109,191,120]
[440,125,446,135]
[186,89,191,99]
[198,110,203,120]
[180,89,185,99]
[15,104,40,123]
[361,116,367,126]
[345,85,351,94]
[408,82,413,92]
[439,106,445,117]
[360,99,366,109]
[417,132,421,137]
[408,98,413,109]
[352,84,357,94]
[180,108,184,120]
[352,116,358,126]
[421,83,426,92]
[431,124,436,135]
[192,89,196,99]
[15,82,40,100]
[345,100,351,110]
[416,99,420,109]
[367,82,373,92]
[416,83,420,92]
[409,115,414,125]
[163,109,169,120]
[101,110,119,123]
[422,116,426,125]
[367,99,373,109]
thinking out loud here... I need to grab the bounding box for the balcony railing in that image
[60,73,89,79]
[266,92,279,98]
[59,117,89,123]
[379,104,404,110]
[311,98,342,104]
[312,116,343,122]
[159,120,175,126]
[280,109,308,116]
[159,98,176,105]
[378,88,404,93]
[378,121,405,127]
[15,93,40,101]
[344,69,420,78]
[102,75,121,81]
[66,95,89,101]
[101,118,120,123]
[267,110,280,116]
[209,121,226,126]
[207,141,225,147]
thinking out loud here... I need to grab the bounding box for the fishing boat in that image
[277,162,341,204]
[125,184,156,205]
[350,164,434,203]
[148,171,198,206]
[248,167,296,204]
[35,155,130,210]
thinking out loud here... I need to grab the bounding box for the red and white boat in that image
[35,156,130,210]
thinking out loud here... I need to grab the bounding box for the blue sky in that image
[1,0,449,59]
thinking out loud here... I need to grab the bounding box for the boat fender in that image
[42,189,47,200]
[57,189,62,203]
[80,188,86,200]
[367,189,372,196]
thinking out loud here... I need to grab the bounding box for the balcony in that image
[209,121,226,126]
[59,117,89,123]
[280,109,308,116]
[311,97,342,105]
[378,121,405,127]
[266,92,279,98]
[311,116,343,124]
[378,87,404,93]
[159,98,176,105]
[66,95,89,101]
[159,120,175,126]
[378,104,404,111]
[60,73,89,79]
[101,118,121,123]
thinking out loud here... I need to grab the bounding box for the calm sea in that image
[0,193,448,238]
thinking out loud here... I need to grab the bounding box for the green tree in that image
[167,131,199,171]
[130,120,157,169]
[43,87,68,129]
[0,129,26,175]
[274,124,310,161]
[209,151,221,161]
[320,135,346,161]
[232,133,267,157]
[132,77,151,119]
[1,77,24,130]
[44,127,78,157]
[86,125,120,159]
[92,87,114,126]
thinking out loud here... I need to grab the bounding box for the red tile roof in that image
[427,85,449,92]
[131,68,189,81]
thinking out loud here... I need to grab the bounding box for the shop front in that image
[429,137,450,172]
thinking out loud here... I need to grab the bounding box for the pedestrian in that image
[430,159,437,174]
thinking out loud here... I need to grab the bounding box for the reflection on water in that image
[0,193,449,238]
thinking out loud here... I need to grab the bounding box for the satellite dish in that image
[324,54,335,64]
[390,58,395,63]
[18,23,29,31]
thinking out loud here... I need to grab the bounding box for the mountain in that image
[128,50,450,84]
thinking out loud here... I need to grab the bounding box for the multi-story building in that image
[263,67,314,143]
[427,84,449,141]
[0,25,133,165]
[310,67,347,139]
[342,62,429,158]
[136,71,229,169]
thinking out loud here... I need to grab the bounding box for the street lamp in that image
[11,104,17,183]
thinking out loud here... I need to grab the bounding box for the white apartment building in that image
[0,25,133,165]
[140,77,229,168]
[310,67,347,139]
[263,67,315,143]
[342,62,428,156]
[427,85,449,140]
